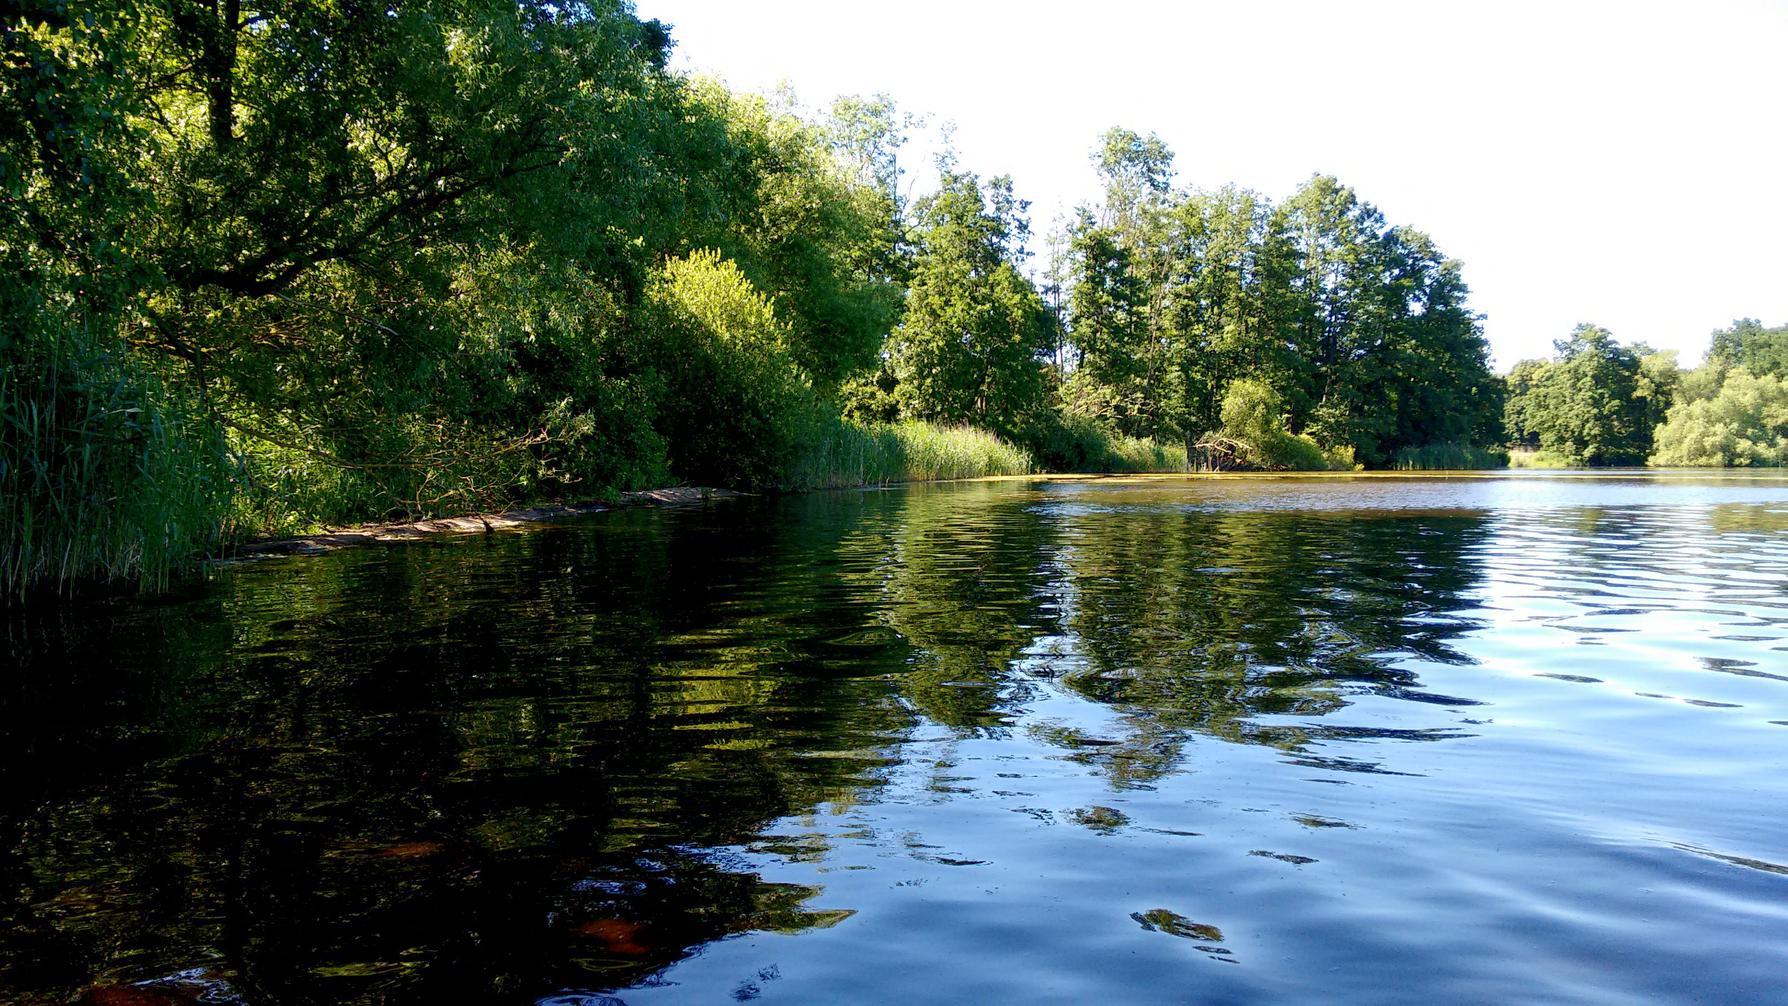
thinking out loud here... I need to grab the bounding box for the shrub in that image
[1506,448,1578,469]
[1206,379,1354,471]
[1032,413,1188,472]
[647,250,821,488]
[1649,369,1788,467]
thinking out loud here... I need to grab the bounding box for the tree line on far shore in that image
[3,2,1781,595]
[1504,319,1788,467]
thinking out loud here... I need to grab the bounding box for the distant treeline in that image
[1505,319,1788,467]
[0,3,1760,595]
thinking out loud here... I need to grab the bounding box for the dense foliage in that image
[3,1,906,593]
[5,7,1516,594]
[1503,325,1654,465]
[1052,131,1504,469]
[1650,320,1788,467]
[883,172,1053,438]
[1504,319,1787,468]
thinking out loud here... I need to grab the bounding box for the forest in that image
[3,1,1780,596]
[1503,319,1788,468]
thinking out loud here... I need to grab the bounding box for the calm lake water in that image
[5,472,1788,1004]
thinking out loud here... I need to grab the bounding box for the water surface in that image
[4,472,1787,1003]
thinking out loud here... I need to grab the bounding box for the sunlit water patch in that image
[3,472,1786,1003]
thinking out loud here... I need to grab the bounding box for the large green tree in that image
[3,1,909,591]
[1503,325,1651,465]
[886,172,1052,436]
[1706,319,1788,383]
[1060,211,1151,431]
[1056,149,1501,467]
[679,83,906,389]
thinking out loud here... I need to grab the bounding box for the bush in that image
[647,250,822,488]
[1206,379,1355,471]
[1649,369,1788,467]
[1507,448,1579,469]
[1106,434,1190,472]
[1032,413,1188,472]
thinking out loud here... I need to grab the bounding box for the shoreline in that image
[222,465,1785,563]
[225,486,742,560]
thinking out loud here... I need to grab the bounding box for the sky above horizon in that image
[635,0,1788,371]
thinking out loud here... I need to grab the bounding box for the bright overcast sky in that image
[636,0,1788,370]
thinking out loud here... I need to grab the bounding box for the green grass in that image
[1507,448,1578,469]
[1102,434,1190,472]
[889,421,1033,481]
[3,326,231,598]
[1035,414,1189,473]
[781,418,907,489]
[1390,443,1510,470]
[784,417,1032,489]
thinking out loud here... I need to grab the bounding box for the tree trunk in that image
[202,0,239,145]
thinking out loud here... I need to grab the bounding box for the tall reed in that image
[1390,443,1511,470]
[783,417,1032,489]
[2,324,230,597]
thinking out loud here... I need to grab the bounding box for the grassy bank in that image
[784,416,1198,490]
[785,419,1032,490]
[1390,443,1511,470]
[1507,448,1580,469]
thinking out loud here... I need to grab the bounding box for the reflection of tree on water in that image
[1,483,1499,1003]
[1053,504,1489,731]
[841,484,1492,786]
[857,486,1495,784]
[836,482,1059,732]
[0,502,912,1004]
[1046,502,1493,757]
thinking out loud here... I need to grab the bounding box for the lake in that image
[4,472,1787,1004]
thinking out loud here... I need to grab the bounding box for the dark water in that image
[5,473,1788,1004]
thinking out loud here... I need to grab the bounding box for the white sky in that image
[636,0,1788,370]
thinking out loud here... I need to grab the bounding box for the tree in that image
[1633,346,1683,434]
[680,83,905,389]
[1707,319,1788,382]
[1650,369,1788,467]
[1163,186,1273,445]
[887,172,1052,436]
[1061,211,1150,431]
[647,250,816,488]
[1504,325,1650,464]
[1094,127,1175,232]
[1503,359,1551,449]
[1079,129,1180,439]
